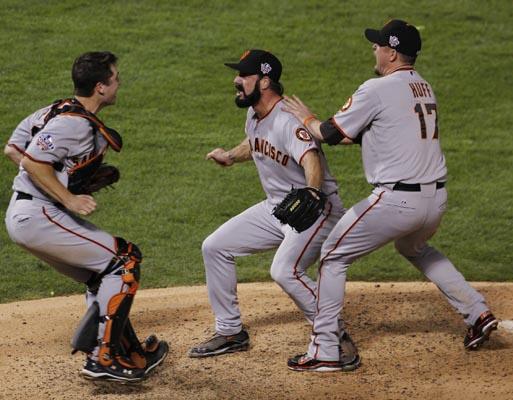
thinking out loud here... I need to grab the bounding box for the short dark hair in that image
[72,51,118,97]
[268,79,284,96]
[397,52,417,66]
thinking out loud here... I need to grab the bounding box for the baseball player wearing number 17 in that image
[283,19,498,372]
[188,49,360,370]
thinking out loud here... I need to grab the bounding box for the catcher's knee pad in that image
[98,237,143,367]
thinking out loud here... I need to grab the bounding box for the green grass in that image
[1,0,512,303]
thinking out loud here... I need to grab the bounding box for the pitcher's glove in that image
[272,187,327,233]
[68,163,120,195]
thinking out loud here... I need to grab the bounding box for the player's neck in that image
[254,94,282,120]
[74,95,106,115]
[383,62,414,76]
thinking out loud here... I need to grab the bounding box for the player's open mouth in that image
[235,84,245,97]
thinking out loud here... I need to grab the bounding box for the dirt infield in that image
[1,282,512,400]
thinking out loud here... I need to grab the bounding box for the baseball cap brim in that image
[224,62,241,70]
[364,28,388,46]
[224,62,256,75]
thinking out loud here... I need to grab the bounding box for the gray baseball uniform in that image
[203,99,344,335]
[5,105,123,357]
[307,66,491,361]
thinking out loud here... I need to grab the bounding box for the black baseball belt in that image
[16,192,33,201]
[391,182,445,192]
[15,191,63,208]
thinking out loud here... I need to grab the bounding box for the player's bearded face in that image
[234,78,261,108]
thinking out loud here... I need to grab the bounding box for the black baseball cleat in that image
[288,354,343,372]
[143,336,169,374]
[188,329,249,358]
[80,357,145,384]
[464,311,499,350]
[339,331,361,371]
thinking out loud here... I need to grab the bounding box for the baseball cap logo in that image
[261,62,272,75]
[389,35,400,47]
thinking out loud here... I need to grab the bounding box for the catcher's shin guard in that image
[98,238,142,368]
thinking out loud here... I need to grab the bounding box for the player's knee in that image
[320,243,352,266]
[202,234,220,258]
[269,263,293,285]
[394,241,408,256]
[394,240,420,259]
[87,237,142,293]
[320,243,333,261]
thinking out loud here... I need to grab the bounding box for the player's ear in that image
[389,49,398,62]
[259,76,271,90]
[95,81,105,96]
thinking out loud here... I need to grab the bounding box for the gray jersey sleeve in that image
[7,105,52,153]
[24,116,89,164]
[284,118,319,165]
[331,80,381,140]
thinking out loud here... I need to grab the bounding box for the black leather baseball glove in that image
[272,187,327,233]
[68,161,120,195]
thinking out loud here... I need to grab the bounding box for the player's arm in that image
[282,95,354,145]
[206,138,252,167]
[300,149,323,190]
[21,157,97,216]
[4,144,25,165]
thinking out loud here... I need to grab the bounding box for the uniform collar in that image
[387,65,415,75]
[252,97,283,122]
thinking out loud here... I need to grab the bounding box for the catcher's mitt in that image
[68,162,120,194]
[272,187,327,233]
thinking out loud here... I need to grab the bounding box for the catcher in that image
[189,49,360,372]
[5,51,168,383]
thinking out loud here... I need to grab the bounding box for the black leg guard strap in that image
[121,319,147,369]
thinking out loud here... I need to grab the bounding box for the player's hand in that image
[64,194,97,216]
[282,95,315,124]
[206,148,234,167]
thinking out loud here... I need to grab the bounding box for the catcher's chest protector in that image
[36,98,123,194]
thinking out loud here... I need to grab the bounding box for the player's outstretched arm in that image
[206,138,252,167]
[282,95,323,142]
[21,157,97,216]
[283,96,355,146]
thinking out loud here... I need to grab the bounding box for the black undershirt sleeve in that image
[320,119,344,146]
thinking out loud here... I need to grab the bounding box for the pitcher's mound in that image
[1,282,512,400]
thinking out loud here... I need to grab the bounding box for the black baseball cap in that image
[364,19,421,57]
[225,49,282,82]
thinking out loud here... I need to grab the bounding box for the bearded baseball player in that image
[4,52,168,383]
[188,49,360,370]
[283,20,498,372]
